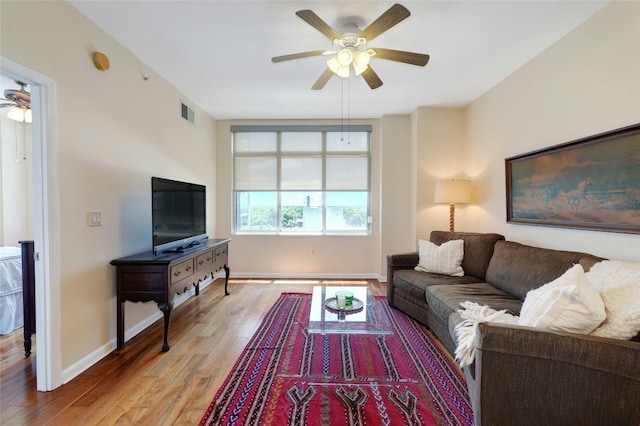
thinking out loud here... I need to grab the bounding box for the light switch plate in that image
[88,210,103,227]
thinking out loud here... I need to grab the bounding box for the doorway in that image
[1,58,61,391]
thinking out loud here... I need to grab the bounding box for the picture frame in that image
[505,123,640,234]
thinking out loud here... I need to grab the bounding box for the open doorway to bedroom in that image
[0,74,34,337]
[0,61,60,392]
[0,73,36,383]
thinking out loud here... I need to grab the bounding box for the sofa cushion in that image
[519,264,606,334]
[425,283,522,332]
[485,241,599,301]
[430,231,505,280]
[394,269,483,300]
[415,239,464,276]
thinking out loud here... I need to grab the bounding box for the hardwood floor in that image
[0,278,386,425]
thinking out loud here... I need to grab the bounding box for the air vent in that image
[181,102,195,124]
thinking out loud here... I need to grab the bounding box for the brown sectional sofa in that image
[387,230,640,425]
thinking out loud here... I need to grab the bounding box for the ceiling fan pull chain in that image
[15,121,19,162]
[347,78,351,144]
[340,77,345,142]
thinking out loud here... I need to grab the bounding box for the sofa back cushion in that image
[486,241,601,301]
[430,231,505,280]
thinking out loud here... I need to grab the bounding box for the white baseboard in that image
[61,340,113,385]
[232,272,380,280]
[61,277,215,384]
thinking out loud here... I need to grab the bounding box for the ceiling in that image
[53,2,611,119]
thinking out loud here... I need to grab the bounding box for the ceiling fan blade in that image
[311,68,334,90]
[361,67,383,90]
[271,50,326,63]
[0,103,16,108]
[296,10,342,41]
[359,4,411,43]
[371,48,430,66]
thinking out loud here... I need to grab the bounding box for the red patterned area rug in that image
[200,293,473,425]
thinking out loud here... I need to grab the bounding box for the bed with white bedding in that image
[0,246,23,335]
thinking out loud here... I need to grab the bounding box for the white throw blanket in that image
[454,301,518,368]
[585,260,640,340]
[454,259,640,368]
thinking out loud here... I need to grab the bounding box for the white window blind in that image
[231,125,371,234]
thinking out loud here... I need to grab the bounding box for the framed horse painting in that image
[505,123,640,234]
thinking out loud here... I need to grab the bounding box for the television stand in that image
[110,238,230,352]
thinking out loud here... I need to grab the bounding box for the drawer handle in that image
[186,266,192,271]
[173,271,181,277]
[198,260,204,265]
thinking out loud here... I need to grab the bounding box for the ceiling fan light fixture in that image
[336,48,353,66]
[352,62,368,76]
[352,54,369,76]
[353,49,377,76]
[327,56,350,78]
[327,50,353,78]
[354,51,370,66]
[7,106,32,123]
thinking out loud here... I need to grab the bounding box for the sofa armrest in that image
[467,322,640,425]
[387,252,419,269]
[386,252,419,305]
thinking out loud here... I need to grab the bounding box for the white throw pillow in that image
[519,264,606,334]
[415,239,464,277]
[585,260,640,340]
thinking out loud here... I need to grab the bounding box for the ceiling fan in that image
[1,80,32,122]
[271,3,429,90]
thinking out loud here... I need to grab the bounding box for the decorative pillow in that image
[585,260,640,340]
[519,264,606,334]
[415,239,464,277]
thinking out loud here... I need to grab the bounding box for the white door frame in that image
[1,57,62,391]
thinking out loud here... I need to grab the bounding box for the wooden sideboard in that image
[110,238,230,352]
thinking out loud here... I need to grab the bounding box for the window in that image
[232,125,371,235]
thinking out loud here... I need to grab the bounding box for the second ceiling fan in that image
[271,3,429,90]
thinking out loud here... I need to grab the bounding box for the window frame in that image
[231,125,372,235]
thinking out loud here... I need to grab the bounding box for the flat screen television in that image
[152,177,207,255]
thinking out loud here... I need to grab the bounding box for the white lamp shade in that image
[327,56,350,78]
[351,51,368,75]
[352,61,368,76]
[336,48,353,66]
[434,179,472,204]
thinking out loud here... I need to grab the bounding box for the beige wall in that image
[1,1,217,377]
[379,115,414,275]
[461,0,640,261]
[0,117,34,245]
[414,107,466,239]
